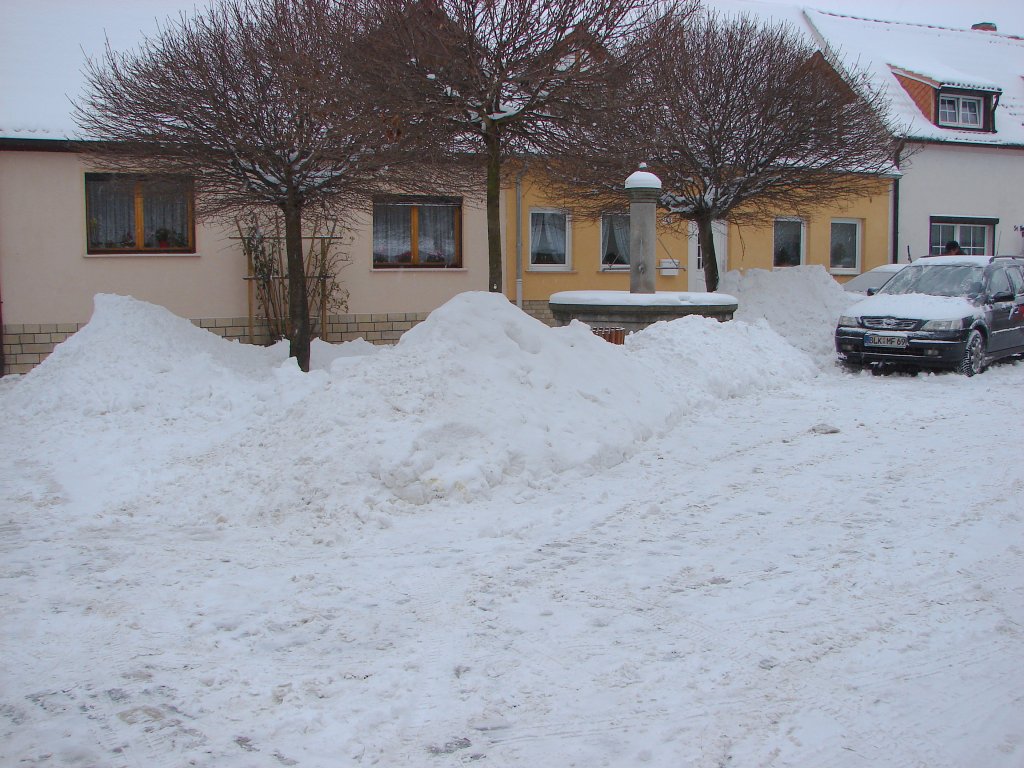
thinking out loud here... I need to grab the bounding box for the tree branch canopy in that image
[544,9,900,290]
[361,0,691,291]
[75,0,447,370]
[75,0,435,220]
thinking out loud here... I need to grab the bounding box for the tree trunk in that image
[283,190,311,372]
[484,128,503,293]
[696,213,720,293]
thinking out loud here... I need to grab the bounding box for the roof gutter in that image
[0,137,78,152]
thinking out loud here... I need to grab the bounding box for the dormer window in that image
[937,94,983,129]
[890,67,1000,134]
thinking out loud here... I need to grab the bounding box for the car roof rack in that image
[989,255,1024,263]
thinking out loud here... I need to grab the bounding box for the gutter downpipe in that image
[891,175,900,264]
[515,166,527,309]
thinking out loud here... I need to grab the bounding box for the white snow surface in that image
[2,271,1023,767]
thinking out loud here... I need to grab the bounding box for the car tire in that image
[957,329,985,377]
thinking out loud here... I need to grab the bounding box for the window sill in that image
[371,266,467,272]
[935,123,991,132]
[527,267,575,273]
[830,267,860,276]
[85,250,198,258]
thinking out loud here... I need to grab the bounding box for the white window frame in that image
[773,217,806,268]
[599,212,630,271]
[937,94,984,129]
[929,217,995,256]
[829,218,862,275]
[528,208,572,272]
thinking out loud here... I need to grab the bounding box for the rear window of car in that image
[879,264,984,297]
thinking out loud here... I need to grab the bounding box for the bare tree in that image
[550,10,901,291]
[75,0,427,371]
[368,0,685,293]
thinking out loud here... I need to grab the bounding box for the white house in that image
[803,10,1024,259]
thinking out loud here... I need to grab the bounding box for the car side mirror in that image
[990,290,1014,303]
[866,288,878,296]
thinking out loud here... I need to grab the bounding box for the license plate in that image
[865,334,907,348]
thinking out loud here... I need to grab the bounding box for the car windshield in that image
[877,264,984,297]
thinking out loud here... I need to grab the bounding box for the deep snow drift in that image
[2,267,1022,768]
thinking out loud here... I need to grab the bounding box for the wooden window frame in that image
[371,195,463,269]
[85,173,196,255]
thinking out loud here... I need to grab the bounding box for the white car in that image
[842,263,907,294]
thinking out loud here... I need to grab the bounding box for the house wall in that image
[502,173,693,309]
[723,178,894,278]
[896,143,1024,259]
[0,148,492,373]
[0,150,249,326]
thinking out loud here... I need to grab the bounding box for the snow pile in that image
[3,291,817,522]
[627,314,817,400]
[719,265,858,363]
[3,285,1024,768]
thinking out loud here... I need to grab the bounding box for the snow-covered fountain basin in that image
[549,290,739,334]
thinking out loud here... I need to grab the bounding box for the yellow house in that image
[503,170,894,322]
[723,177,894,281]
[503,171,694,322]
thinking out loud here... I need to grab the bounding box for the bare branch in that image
[546,9,900,290]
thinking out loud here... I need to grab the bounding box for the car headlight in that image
[838,315,859,328]
[921,318,963,331]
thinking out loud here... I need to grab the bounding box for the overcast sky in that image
[2,0,1021,136]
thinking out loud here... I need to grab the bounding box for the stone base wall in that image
[2,311,431,375]
[2,322,86,375]
[521,300,558,327]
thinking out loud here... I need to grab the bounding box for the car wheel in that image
[957,329,985,376]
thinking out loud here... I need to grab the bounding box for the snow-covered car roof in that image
[910,255,1017,267]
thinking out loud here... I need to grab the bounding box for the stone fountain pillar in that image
[547,162,737,337]
[625,165,662,294]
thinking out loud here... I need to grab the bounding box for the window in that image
[987,267,1012,297]
[372,196,462,268]
[830,219,861,274]
[1006,266,1024,296]
[937,94,984,129]
[773,218,804,268]
[530,210,570,270]
[85,174,194,254]
[601,213,629,268]
[929,217,997,256]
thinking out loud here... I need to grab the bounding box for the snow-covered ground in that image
[2,267,1022,767]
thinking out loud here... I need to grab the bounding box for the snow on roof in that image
[804,9,1024,146]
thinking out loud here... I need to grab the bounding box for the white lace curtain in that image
[602,214,629,265]
[373,202,458,266]
[531,211,567,265]
[86,176,189,250]
[86,180,136,249]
